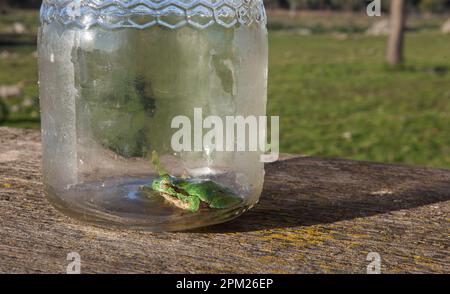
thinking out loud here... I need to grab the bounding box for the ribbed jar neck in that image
[40,0,267,30]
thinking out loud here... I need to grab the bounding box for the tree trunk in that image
[387,0,406,66]
[288,0,297,17]
[0,0,9,14]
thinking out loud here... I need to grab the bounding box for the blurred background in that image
[0,0,449,168]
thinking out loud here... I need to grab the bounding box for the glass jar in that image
[38,0,268,231]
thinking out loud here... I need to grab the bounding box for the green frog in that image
[142,152,242,212]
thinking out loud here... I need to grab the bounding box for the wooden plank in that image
[0,127,449,273]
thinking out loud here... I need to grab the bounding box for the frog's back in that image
[184,180,242,209]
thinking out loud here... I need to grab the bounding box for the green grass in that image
[0,10,449,167]
[0,9,40,34]
[268,31,450,168]
[266,10,448,33]
[0,44,39,129]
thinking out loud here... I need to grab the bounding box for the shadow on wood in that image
[197,157,450,233]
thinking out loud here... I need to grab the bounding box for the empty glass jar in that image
[38,0,268,231]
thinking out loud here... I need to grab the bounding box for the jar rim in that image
[40,0,267,30]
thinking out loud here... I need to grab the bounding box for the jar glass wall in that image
[38,0,268,231]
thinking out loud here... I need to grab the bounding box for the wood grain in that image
[0,127,449,273]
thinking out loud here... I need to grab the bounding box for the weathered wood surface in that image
[0,127,449,274]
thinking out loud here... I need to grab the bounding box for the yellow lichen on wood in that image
[255,256,292,274]
[413,255,442,271]
[260,227,334,247]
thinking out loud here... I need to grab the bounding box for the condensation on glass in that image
[38,0,268,231]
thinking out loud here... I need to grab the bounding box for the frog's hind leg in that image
[160,193,192,210]
[160,192,200,212]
